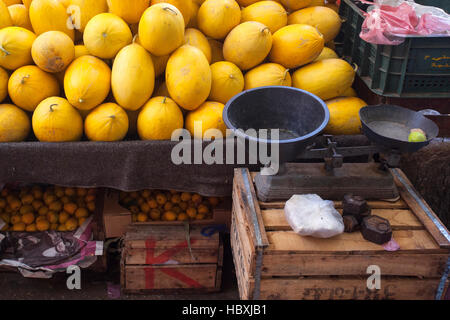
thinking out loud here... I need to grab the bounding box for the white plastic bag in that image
[284,194,344,238]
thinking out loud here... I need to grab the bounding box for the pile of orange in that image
[119,189,221,222]
[0,185,97,232]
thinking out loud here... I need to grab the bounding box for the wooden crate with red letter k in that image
[121,224,223,294]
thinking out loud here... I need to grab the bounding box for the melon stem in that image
[49,104,58,112]
[162,96,167,104]
[163,6,178,15]
[0,44,10,56]
[283,69,290,80]
[21,74,30,85]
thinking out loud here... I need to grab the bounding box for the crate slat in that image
[262,208,423,231]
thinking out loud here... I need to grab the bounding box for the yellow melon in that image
[185,101,226,139]
[270,24,323,69]
[223,21,272,71]
[137,96,184,140]
[151,0,193,26]
[244,63,291,90]
[0,27,36,70]
[186,0,199,28]
[166,45,211,111]
[0,103,30,142]
[31,31,75,73]
[150,53,170,78]
[112,43,155,111]
[280,0,311,11]
[107,0,150,24]
[32,96,83,142]
[0,1,12,29]
[325,97,368,135]
[68,0,108,32]
[29,0,74,40]
[8,4,32,31]
[241,1,287,34]
[83,13,132,59]
[64,55,111,110]
[85,102,129,141]
[197,0,241,40]
[313,46,339,62]
[8,65,60,112]
[74,44,89,59]
[209,61,244,104]
[208,39,224,64]
[288,6,341,42]
[0,67,8,103]
[292,58,355,100]
[184,28,211,63]
[138,3,185,56]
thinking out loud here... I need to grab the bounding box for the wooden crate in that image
[231,168,450,300]
[121,224,223,294]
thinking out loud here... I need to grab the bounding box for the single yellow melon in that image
[197,0,241,40]
[8,65,60,112]
[244,63,291,90]
[31,31,75,73]
[270,24,324,69]
[83,13,132,59]
[85,102,129,141]
[0,103,30,142]
[325,97,368,135]
[166,45,211,111]
[137,96,184,140]
[32,96,83,142]
[138,3,185,56]
[185,101,226,139]
[223,21,272,71]
[209,61,244,104]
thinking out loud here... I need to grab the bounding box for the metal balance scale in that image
[223,86,439,202]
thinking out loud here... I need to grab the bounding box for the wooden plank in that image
[125,248,219,265]
[265,230,443,254]
[124,264,217,290]
[259,199,407,210]
[262,209,423,231]
[234,168,269,247]
[258,277,441,300]
[232,189,255,275]
[261,253,449,278]
[125,225,219,249]
[230,213,252,300]
[391,168,450,249]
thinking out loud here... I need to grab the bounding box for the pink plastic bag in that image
[359,0,450,45]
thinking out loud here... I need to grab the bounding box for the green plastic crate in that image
[336,0,450,98]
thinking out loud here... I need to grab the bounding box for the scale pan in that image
[360,104,439,153]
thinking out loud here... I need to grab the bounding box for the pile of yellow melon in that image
[119,189,222,222]
[0,185,97,232]
[0,0,367,143]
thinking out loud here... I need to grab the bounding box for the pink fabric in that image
[359,1,450,44]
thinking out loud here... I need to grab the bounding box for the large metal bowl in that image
[223,86,330,163]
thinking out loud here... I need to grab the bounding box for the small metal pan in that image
[359,104,439,153]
